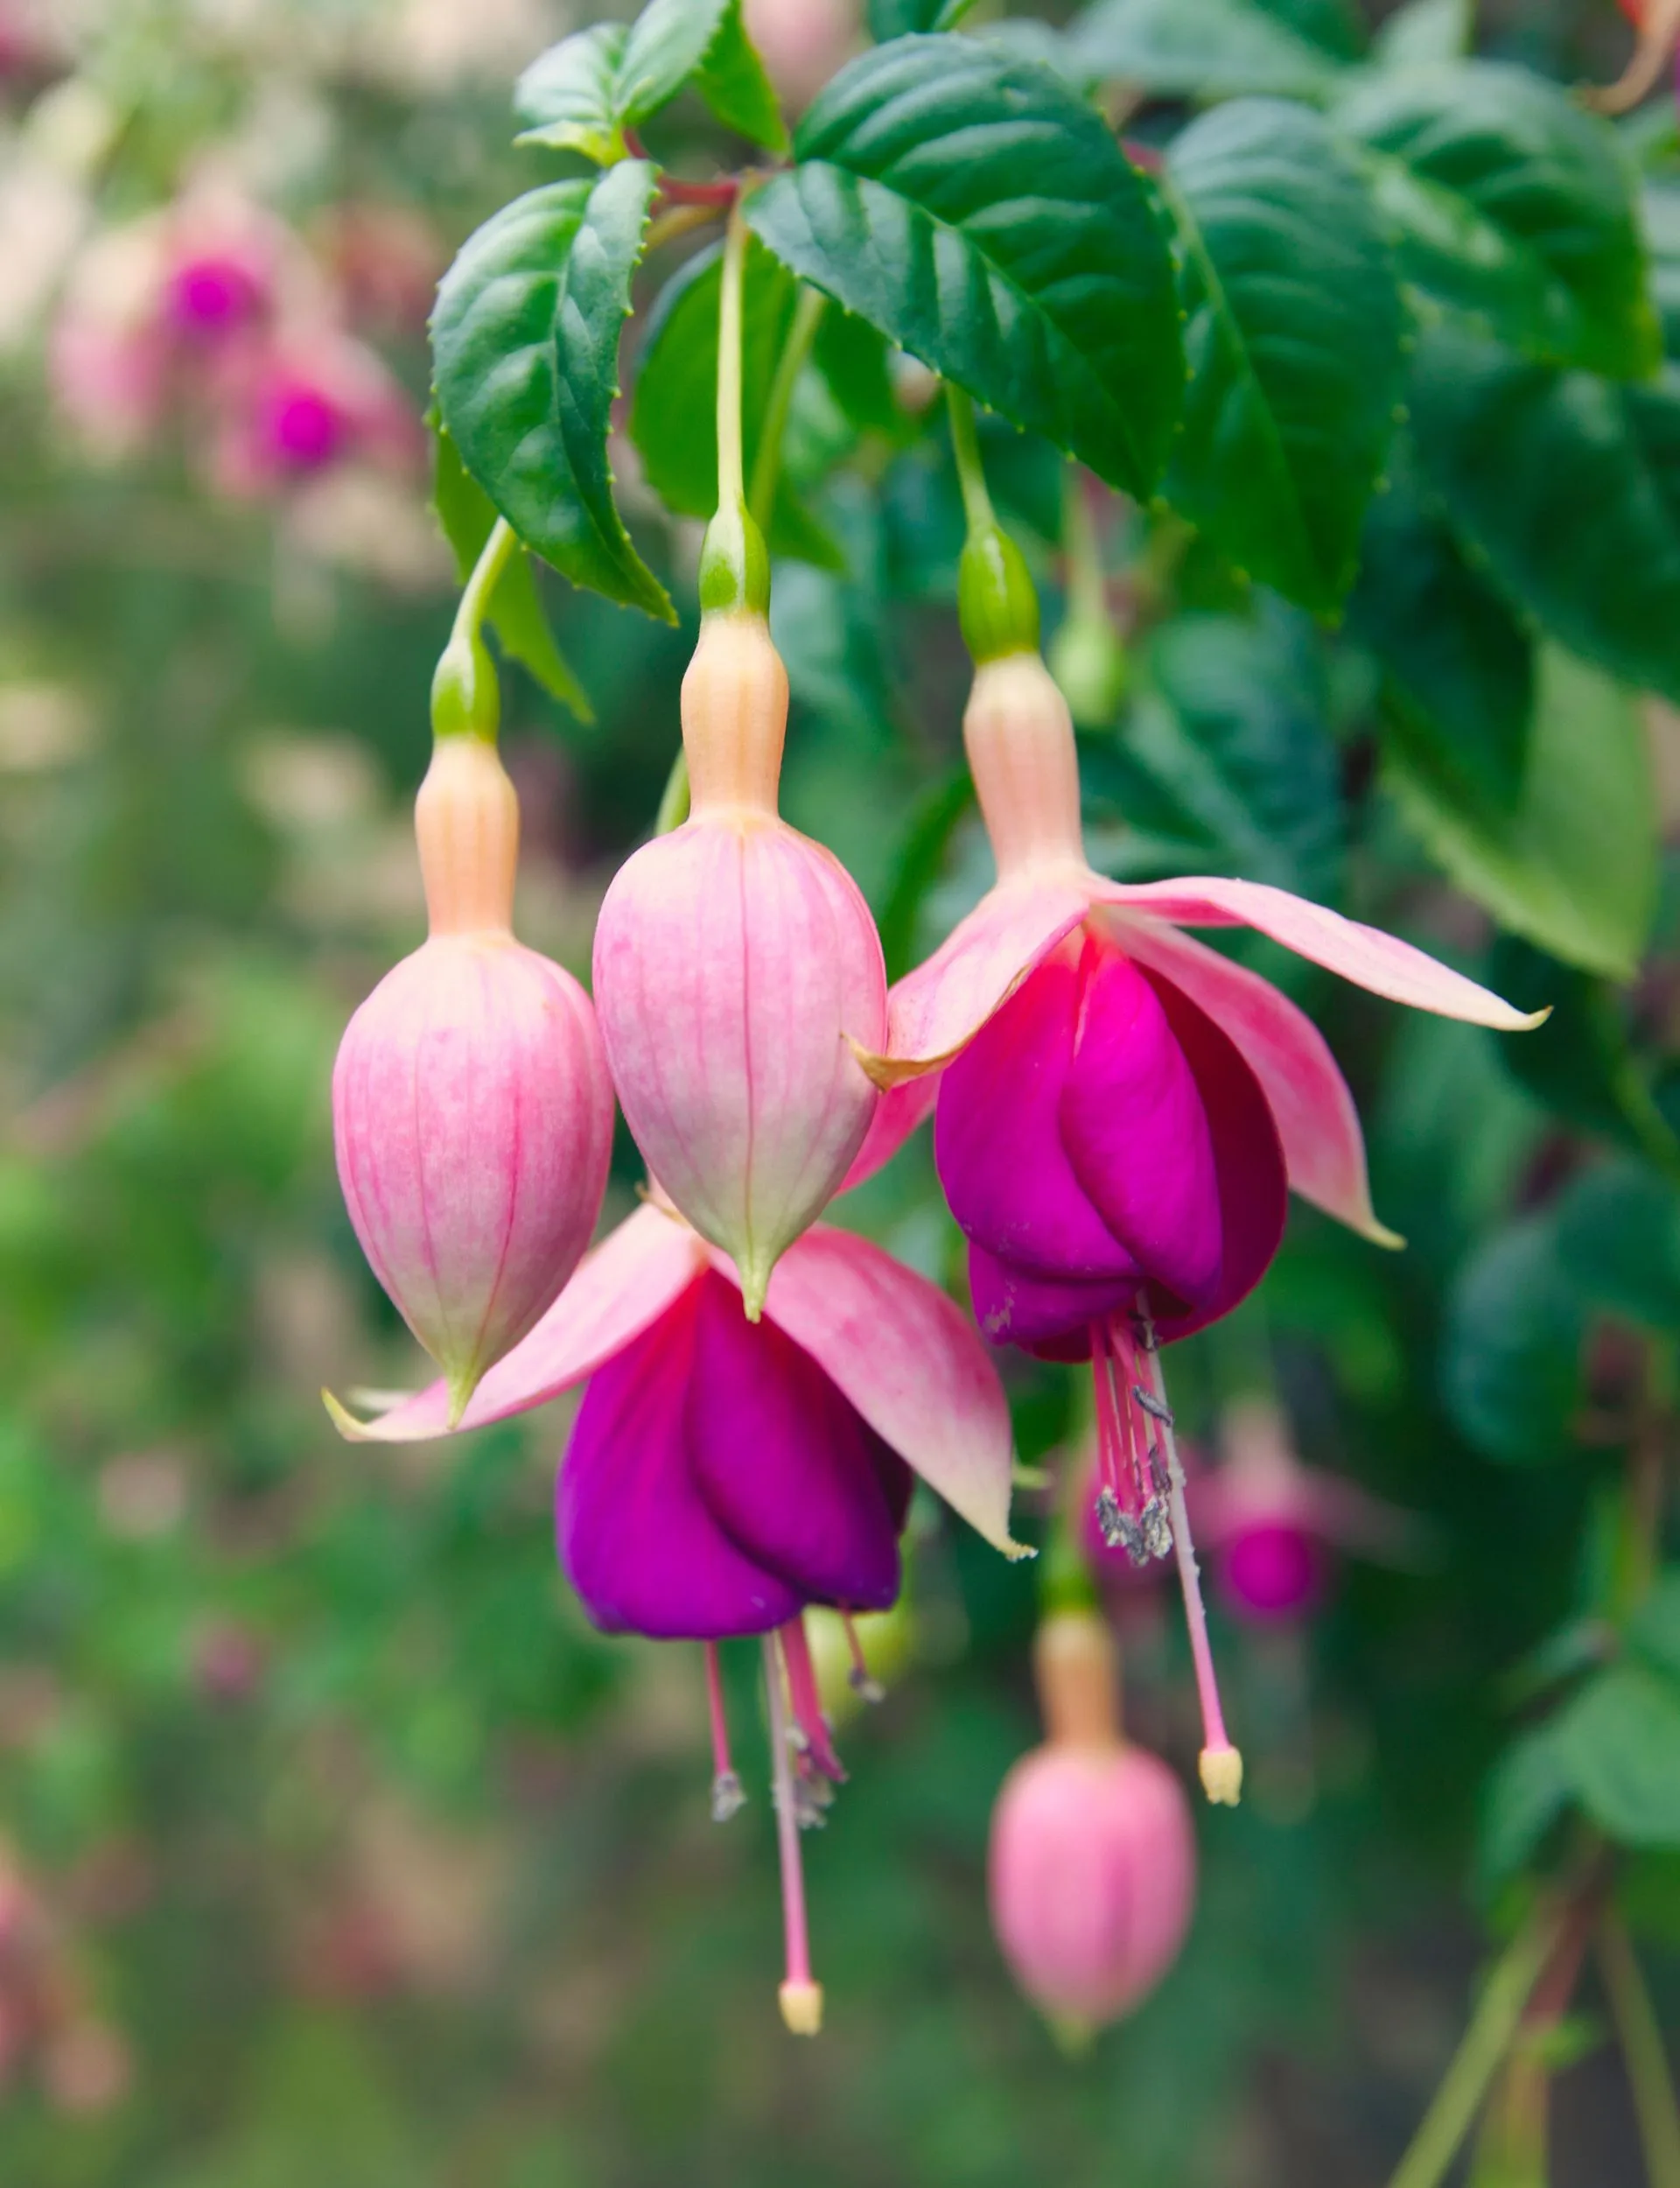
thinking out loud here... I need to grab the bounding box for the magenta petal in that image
[556,1282,804,1640]
[685,1277,902,1612]
[1146,975,1287,1340]
[935,946,1143,1285]
[1060,947,1222,1312]
[965,1245,1121,1361]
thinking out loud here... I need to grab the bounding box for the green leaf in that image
[1627,1572,1680,1687]
[1129,609,1344,898]
[1440,1211,1584,1463]
[1069,0,1347,99]
[878,768,976,982]
[869,0,977,38]
[1160,98,1404,612]
[1645,186,1680,359]
[1386,646,1656,981]
[1334,63,1658,379]
[432,166,675,624]
[1553,1662,1680,1848]
[629,238,841,570]
[1478,1728,1572,1891]
[745,35,1184,500]
[1410,324,1680,700]
[514,0,787,161]
[1554,1161,1680,1329]
[1371,0,1471,68]
[1348,441,1533,812]
[1488,940,1680,1174]
[430,424,593,722]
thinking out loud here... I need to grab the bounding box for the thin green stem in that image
[431,518,516,741]
[717,201,750,521]
[1061,466,1107,626]
[453,517,517,652]
[748,286,825,534]
[1599,1914,1680,2188]
[947,385,995,537]
[1386,1909,1561,2188]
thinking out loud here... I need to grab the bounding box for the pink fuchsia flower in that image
[593,612,886,1316]
[990,1609,1194,2038]
[855,648,1539,1799]
[328,1191,1019,2032]
[332,733,614,1424]
[1192,1397,1418,1627]
[208,330,419,495]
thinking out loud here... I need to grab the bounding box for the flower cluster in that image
[323,252,1537,2030]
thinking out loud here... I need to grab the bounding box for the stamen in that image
[762,1631,822,2037]
[1133,1299,1243,1808]
[780,1615,846,1786]
[704,1643,745,1822]
[842,1613,886,1704]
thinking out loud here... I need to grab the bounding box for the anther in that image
[842,1613,886,1704]
[1141,1495,1173,1562]
[703,1642,745,1820]
[1095,1484,1124,1546]
[1132,1385,1174,1426]
[710,1770,746,1822]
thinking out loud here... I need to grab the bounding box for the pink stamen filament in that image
[704,1642,745,1820]
[762,1631,822,2034]
[841,1613,885,1702]
[780,1614,845,1784]
[1134,1298,1242,1806]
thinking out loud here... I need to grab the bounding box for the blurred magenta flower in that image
[332,734,614,1424]
[857,649,1538,1799]
[1193,1397,1418,1627]
[329,1189,1018,2030]
[990,1609,1194,2038]
[594,612,886,1316]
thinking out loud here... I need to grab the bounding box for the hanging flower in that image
[326,1191,1019,2028]
[990,1609,1194,2039]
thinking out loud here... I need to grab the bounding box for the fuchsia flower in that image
[593,612,886,1317]
[332,734,614,1423]
[990,1609,1194,2037]
[857,648,1541,1799]
[328,1193,1018,2031]
[1192,1397,1418,1627]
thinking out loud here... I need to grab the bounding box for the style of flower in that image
[854,647,1539,1799]
[327,1192,1018,2031]
[989,1609,1194,2038]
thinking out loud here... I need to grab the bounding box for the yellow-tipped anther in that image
[1199,1745,1244,1807]
[779,1980,823,2036]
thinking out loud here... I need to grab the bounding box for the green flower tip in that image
[699,501,770,620]
[1048,612,1129,729]
[430,628,500,743]
[958,523,1040,667]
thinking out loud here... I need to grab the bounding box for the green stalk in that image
[748,286,825,536]
[946,385,1039,664]
[1599,1914,1680,2188]
[946,384,996,536]
[697,202,767,617]
[1386,1911,1560,2188]
[430,517,517,741]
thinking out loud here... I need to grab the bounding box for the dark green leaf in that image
[1554,1161,1680,1329]
[1489,940,1680,1173]
[1334,64,1658,378]
[1477,1728,1572,1891]
[869,0,977,38]
[745,36,1184,499]
[1161,98,1405,612]
[1441,1212,1585,1463]
[1553,1662,1680,1847]
[629,238,842,569]
[514,0,786,160]
[1069,0,1347,99]
[1627,1572,1680,1687]
[1127,609,1344,898]
[1645,186,1680,358]
[812,308,905,438]
[1386,646,1656,981]
[1348,441,1532,812]
[432,165,675,623]
[878,769,976,981]
[430,424,593,720]
[1371,0,1471,68]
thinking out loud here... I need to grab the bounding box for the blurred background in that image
[0,1,1676,2183]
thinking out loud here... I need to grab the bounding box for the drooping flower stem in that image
[763,1631,823,2036]
[1599,1912,1680,2188]
[430,516,516,743]
[1136,1299,1243,1806]
[946,384,995,538]
[748,285,825,535]
[698,201,769,619]
[1385,1904,1563,2188]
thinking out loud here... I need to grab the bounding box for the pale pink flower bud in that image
[592,614,886,1315]
[989,1612,1195,2036]
[332,736,613,1422]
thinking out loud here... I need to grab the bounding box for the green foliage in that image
[745,36,1185,498]
[1162,97,1404,611]
[1441,1213,1585,1463]
[514,0,787,161]
[1069,0,1349,100]
[433,168,674,622]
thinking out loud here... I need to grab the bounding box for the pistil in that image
[763,1631,822,2037]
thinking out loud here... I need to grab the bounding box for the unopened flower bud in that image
[1047,608,1128,728]
[332,736,613,1421]
[593,613,886,1315]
